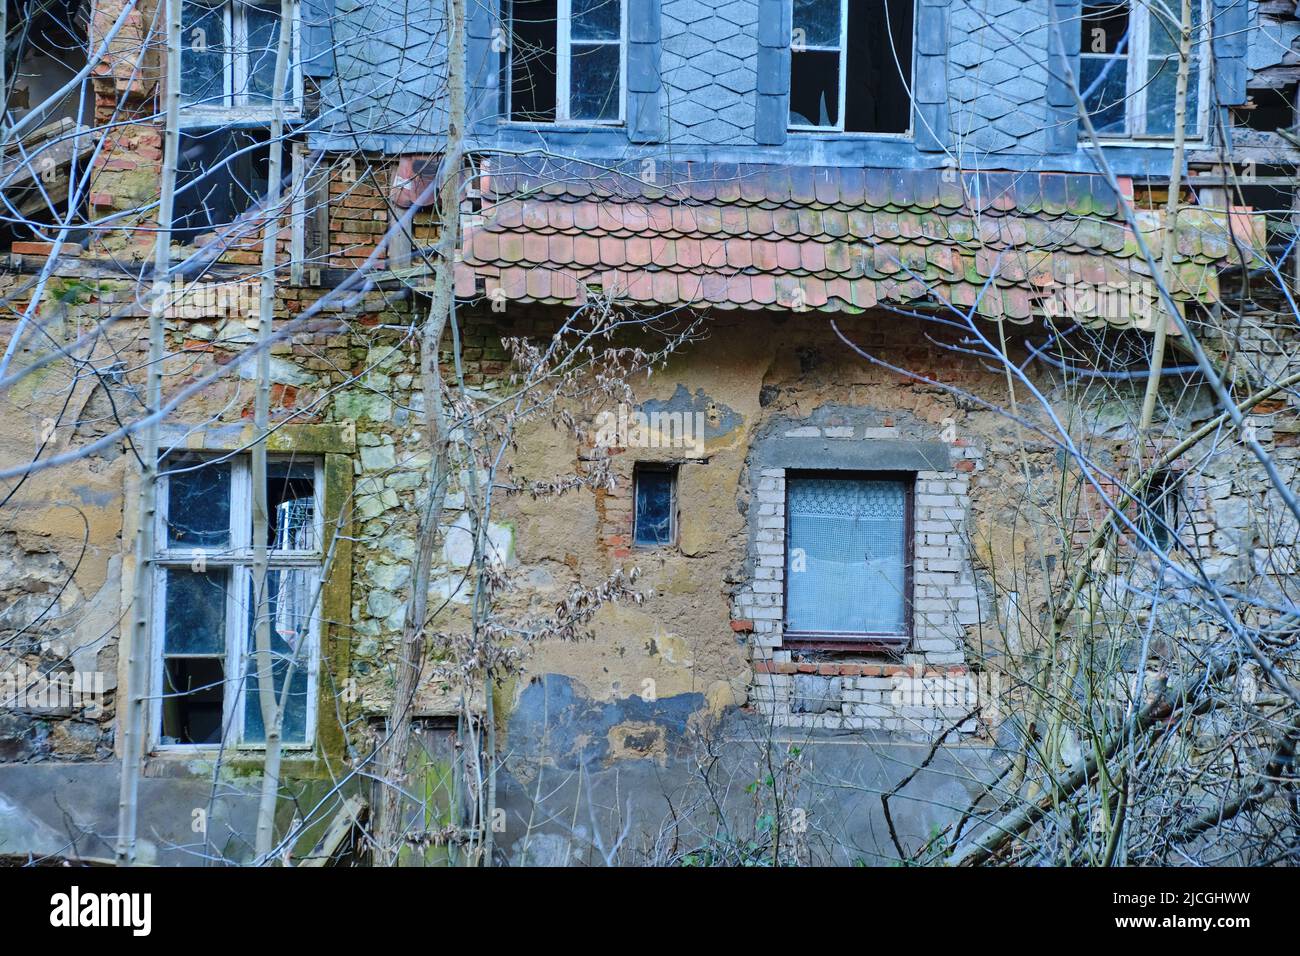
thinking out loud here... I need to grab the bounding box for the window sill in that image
[179,109,303,130]
[1091,135,1211,150]
[150,743,316,755]
[786,129,913,141]
[784,634,909,655]
[144,747,329,778]
[498,120,626,132]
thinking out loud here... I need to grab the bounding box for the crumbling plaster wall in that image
[487,310,1053,754]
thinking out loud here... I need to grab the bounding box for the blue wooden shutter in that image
[627,0,664,142]
[754,0,790,145]
[300,0,337,77]
[1212,0,1250,106]
[1045,0,1080,152]
[913,0,949,152]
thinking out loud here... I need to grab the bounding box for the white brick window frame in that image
[734,423,983,732]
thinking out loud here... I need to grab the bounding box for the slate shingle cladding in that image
[661,0,760,145]
[949,0,1051,156]
[437,158,1258,322]
[312,0,1268,161]
[317,0,448,148]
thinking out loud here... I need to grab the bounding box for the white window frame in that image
[1083,0,1211,142]
[179,0,303,124]
[150,453,323,753]
[505,0,628,125]
[788,0,917,136]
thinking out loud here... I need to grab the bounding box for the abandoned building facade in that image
[1,0,1299,865]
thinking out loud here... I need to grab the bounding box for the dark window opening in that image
[171,127,290,240]
[160,566,229,745]
[1138,470,1182,551]
[784,473,912,642]
[161,658,226,745]
[5,0,90,128]
[1239,86,1296,134]
[789,0,914,133]
[633,465,676,547]
[0,0,94,249]
[790,50,841,128]
[506,0,559,122]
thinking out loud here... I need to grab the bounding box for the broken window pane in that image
[166,459,232,549]
[633,467,675,546]
[790,49,840,127]
[842,0,913,133]
[785,477,908,637]
[243,569,315,743]
[569,41,621,121]
[161,657,226,744]
[1147,1,1201,58]
[164,568,229,654]
[572,0,620,42]
[181,0,227,106]
[266,461,317,550]
[506,0,558,121]
[790,0,913,132]
[1139,470,1183,551]
[172,127,288,238]
[793,0,841,48]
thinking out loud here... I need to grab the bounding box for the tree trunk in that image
[252,0,298,863]
[115,0,182,866]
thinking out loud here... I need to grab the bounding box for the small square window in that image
[633,465,676,547]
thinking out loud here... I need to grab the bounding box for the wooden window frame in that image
[150,452,324,752]
[631,462,678,548]
[781,469,914,652]
[1082,0,1211,142]
[504,0,628,126]
[179,0,304,123]
[787,0,917,136]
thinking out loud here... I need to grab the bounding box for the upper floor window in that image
[784,474,912,642]
[505,0,626,124]
[1080,1,1207,139]
[789,0,914,134]
[154,454,322,748]
[181,0,301,115]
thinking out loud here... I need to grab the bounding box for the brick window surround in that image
[734,421,982,732]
